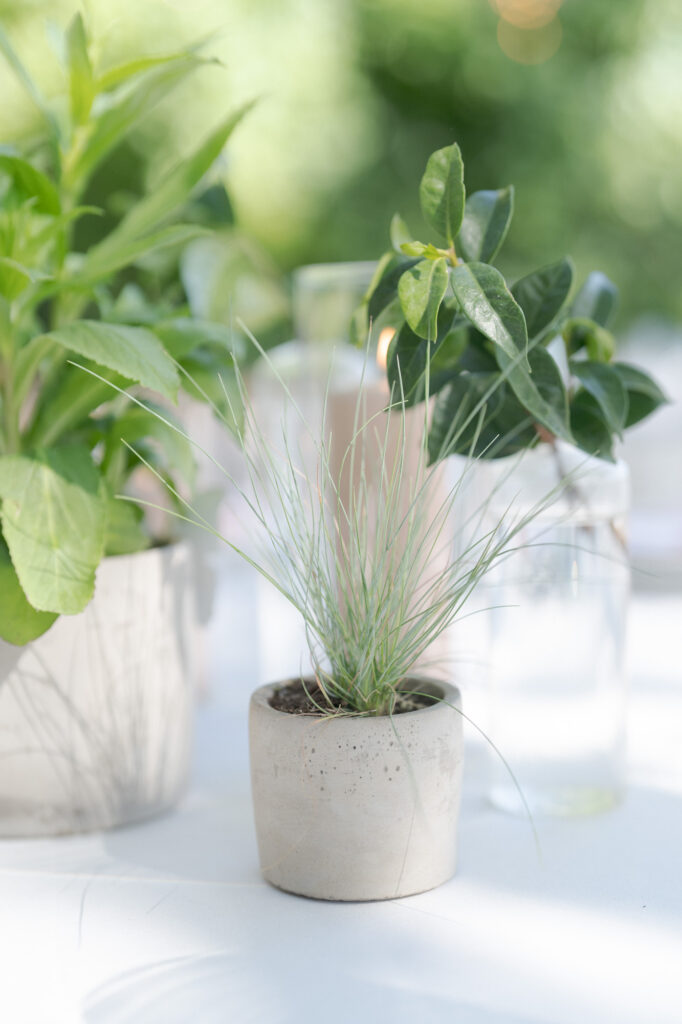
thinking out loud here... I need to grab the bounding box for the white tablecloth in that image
[1,553,681,1024]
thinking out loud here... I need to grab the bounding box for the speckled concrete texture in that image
[249,679,463,900]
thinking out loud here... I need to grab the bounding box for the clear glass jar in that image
[475,444,631,816]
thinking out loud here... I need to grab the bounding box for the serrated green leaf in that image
[0,446,106,614]
[398,257,448,340]
[34,321,179,402]
[0,532,57,644]
[66,13,94,125]
[419,143,465,245]
[458,187,513,263]
[570,360,628,436]
[571,271,618,327]
[0,153,60,214]
[612,362,669,427]
[451,261,528,365]
[511,257,574,340]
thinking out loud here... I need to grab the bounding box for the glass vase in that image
[476,445,631,816]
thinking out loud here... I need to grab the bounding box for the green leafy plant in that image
[0,16,252,645]
[353,142,667,465]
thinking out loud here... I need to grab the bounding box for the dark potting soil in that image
[268,678,437,716]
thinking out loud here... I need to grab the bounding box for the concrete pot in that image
[249,678,463,901]
[0,543,193,837]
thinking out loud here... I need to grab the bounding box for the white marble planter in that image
[0,544,193,837]
[249,679,463,901]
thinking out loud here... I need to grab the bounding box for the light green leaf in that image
[562,317,615,361]
[571,271,618,327]
[0,446,106,614]
[0,26,59,140]
[34,321,179,402]
[97,100,254,252]
[110,402,195,487]
[77,223,208,284]
[511,258,574,339]
[419,143,465,245]
[390,213,412,252]
[0,533,57,645]
[0,153,60,214]
[570,360,628,436]
[457,187,513,264]
[103,496,149,556]
[66,13,94,125]
[96,51,206,92]
[451,261,528,364]
[0,258,51,301]
[612,362,669,428]
[28,367,120,449]
[398,258,448,340]
[66,56,204,189]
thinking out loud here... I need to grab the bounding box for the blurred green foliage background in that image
[1,0,680,329]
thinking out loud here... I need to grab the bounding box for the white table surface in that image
[1,551,681,1024]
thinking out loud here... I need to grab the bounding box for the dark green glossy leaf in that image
[570,390,615,461]
[398,257,448,339]
[496,343,572,442]
[571,271,618,327]
[419,143,465,245]
[511,258,574,340]
[612,362,669,427]
[451,261,528,364]
[387,310,467,406]
[570,360,628,435]
[458,187,513,263]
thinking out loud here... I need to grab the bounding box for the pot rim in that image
[251,676,461,721]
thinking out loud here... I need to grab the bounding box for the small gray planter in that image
[249,678,463,901]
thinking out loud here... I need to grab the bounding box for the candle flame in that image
[376,328,395,372]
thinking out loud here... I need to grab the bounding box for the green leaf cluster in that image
[355,142,667,465]
[0,17,253,644]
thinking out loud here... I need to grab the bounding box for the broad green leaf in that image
[103,497,149,556]
[571,271,618,327]
[0,153,60,214]
[66,13,94,125]
[77,223,208,284]
[390,213,411,252]
[612,362,669,427]
[458,187,513,264]
[428,374,536,463]
[34,321,179,402]
[66,56,203,189]
[419,143,465,245]
[0,446,106,614]
[398,257,448,339]
[570,360,628,435]
[511,258,574,340]
[97,100,254,251]
[570,391,615,461]
[496,343,573,442]
[0,533,57,644]
[451,261,528,364]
